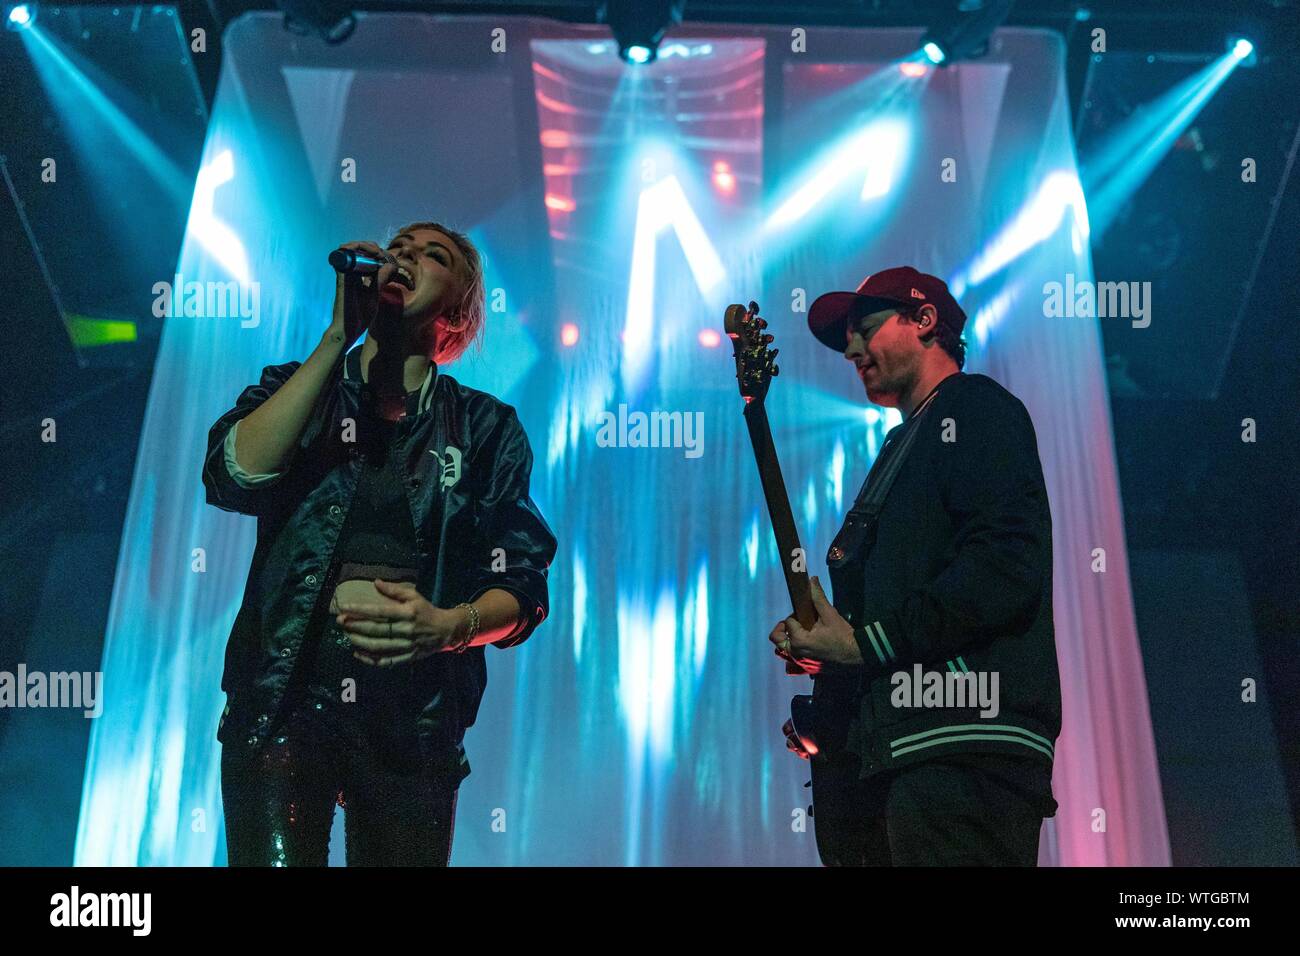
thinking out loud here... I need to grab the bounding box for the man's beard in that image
[863,355,914,407]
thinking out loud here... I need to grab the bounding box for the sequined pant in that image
[221,618,458,866]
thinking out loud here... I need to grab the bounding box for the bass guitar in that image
[724,300,819,758]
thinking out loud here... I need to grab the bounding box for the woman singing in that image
[203,221,556,866]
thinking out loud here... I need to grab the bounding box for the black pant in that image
[221,619,458,867]
[811,751,1046,866]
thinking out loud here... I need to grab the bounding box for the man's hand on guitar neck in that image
[769,576,864,673]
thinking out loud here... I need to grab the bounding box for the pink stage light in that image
[712,160,736,194]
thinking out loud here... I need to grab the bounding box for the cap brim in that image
[808,292,911,351]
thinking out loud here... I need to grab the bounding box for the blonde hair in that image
[395,220,486,364]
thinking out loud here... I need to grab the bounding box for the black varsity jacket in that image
[202,345,557,782]
[820,372,1062,780]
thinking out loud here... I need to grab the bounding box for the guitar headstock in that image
[724,300,780,405]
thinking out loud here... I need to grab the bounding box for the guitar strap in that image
[810,383,947,750]
[826,381,945,569]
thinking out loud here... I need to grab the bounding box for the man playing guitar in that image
[761,267,1062,866]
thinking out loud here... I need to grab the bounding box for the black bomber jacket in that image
[202,345,557,781]
[821,372,1062,781]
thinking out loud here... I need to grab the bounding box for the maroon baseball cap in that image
[808,266,967,351]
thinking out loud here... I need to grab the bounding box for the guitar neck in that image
[742,400,815,629]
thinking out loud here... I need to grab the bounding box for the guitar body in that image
[786,694,818,756]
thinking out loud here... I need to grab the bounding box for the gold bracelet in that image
[453,602,480,653]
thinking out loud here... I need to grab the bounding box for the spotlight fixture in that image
[276,0,355,45]
[5,3,35,30]
[918,0,1013,67]
[1228,36,1257,67]
[597,0,685,65]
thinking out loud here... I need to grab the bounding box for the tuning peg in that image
[772,364,780,376]
[748,300,760,313]
[771,348,780,358]
[756,317,768,329]
[762,334,774,344]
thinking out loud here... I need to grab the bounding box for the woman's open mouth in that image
[388,265,416,291]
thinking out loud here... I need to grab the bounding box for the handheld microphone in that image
[329,248,396,275]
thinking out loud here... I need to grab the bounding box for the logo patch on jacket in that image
[430,446,463,490]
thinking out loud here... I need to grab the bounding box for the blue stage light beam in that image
[764,116,912,230]
[184,149,251,284]
[18,23,190,204]
[760,61,929,242]
[950,170,1089,297]
[1080,49,1247,239]
[623,167,727,392]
